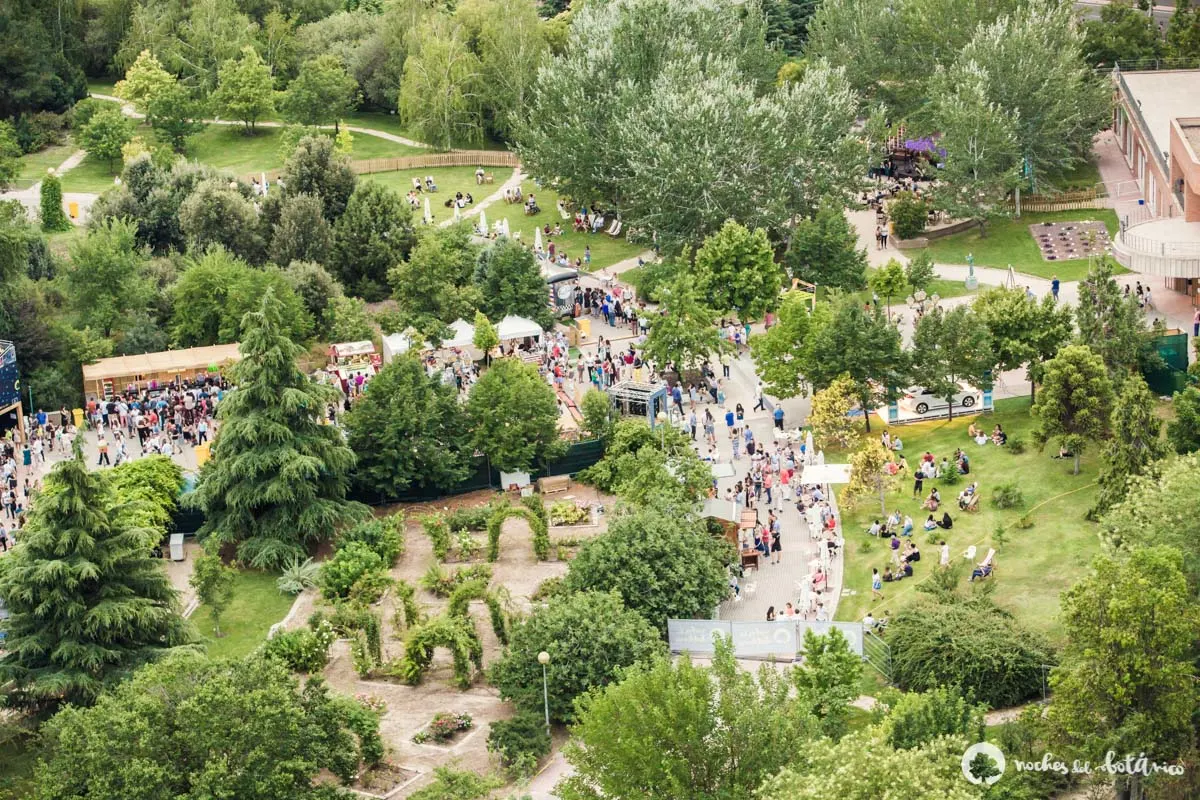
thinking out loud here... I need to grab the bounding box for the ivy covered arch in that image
[447,578,510,644]
[395,614,483,690]
[486,496,550,562]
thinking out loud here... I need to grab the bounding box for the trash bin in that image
[169,533,185,561]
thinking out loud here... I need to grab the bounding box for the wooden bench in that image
[963,493,980,513]
[537,475,571,494]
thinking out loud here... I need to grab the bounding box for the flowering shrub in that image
[261,620,336,673]
[355,693,387,714]
[413,712,473,744]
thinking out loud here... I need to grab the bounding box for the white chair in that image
[744,582,757,598]
[963,545,977,560]
[797,584,813,614]
[795,575,812,594]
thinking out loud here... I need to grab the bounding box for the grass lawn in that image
[185,125,423,178]
[47,225,86,257]
[1046,157,1102,192]
[482,179,646,271]
[59,153,124,193]
[86,79,118,97]
[833,397,1102,647]
[193,570,296,660]
[17,142,76,183]
[364,166,513,210]
[925,209,1122,282]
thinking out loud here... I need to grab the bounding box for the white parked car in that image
[898,384,980,415]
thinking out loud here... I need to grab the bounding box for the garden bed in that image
[351,761,421,799]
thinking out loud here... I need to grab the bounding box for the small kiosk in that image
[82,344,242,402]
[327,341,380,396]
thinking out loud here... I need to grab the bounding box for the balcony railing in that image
[1117,230,1200,257]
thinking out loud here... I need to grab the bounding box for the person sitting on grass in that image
[922,487,941,511]
[937,511,954,530]
[968,421,983,439]
[867,519,882,537]
[882,566,896,582]
[902,515,914,536]
[992,424,1007,446]
[957,451,970,474]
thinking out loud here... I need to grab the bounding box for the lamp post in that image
[538,651,551,733]
[655,410,668,448]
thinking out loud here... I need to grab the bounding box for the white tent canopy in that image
[442,319,476,349]
[496,315,543,341]
[380,333,411,363]
[801,463,852,484]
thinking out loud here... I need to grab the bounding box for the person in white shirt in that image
[940,540,950,567]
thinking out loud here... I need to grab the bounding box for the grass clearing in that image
[364,166,512,214]
[832,397,1102,646]
[193,570,296,661]
[17,142,76,182]
[925,209,1122,281]
[59,153,123,193]
[185,125,423,178]
[482,179,646,271]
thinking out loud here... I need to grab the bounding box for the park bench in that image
[537,475,571,494]
[963,493,980,513]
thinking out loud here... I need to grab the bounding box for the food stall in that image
[82,343,242,402]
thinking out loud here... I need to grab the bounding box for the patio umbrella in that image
[534,226,543,253]
[423,197,432,225]
[816,450,825,466]
[501,218,511,237]
[804,430,814,465]
[479,209,487,236]
[453,204,461,222]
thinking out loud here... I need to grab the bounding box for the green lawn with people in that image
[364,166,515,216]
[833,397,1102,646]
[924,209,1122,281]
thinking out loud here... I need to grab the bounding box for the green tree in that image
[115,49,176,112]
[1076,257,1147,380]
[928,65,1020,236]
[784,198,868,290]
[1031,344,1114,475]
[802,296,905,432]
[34,654,383,800]
[579,388,614,440]
[490,591,663,724]
[558,638,817,800]
[563,505,730,632]
[1082,0,1164,67]
[284,259,344,337]
[792,627,861,739]
[0,453,192,708]
[344,354,473,498]
[759,729,983,800]
[178,178,264,262]
[1166,3,1200,60]
[0,121,20,190]
[324,295,374,342]
[473,309,499,363]
[146,82,207,152]
[466,357,563,471]
[1167,385,1200,454]
[39,172,70,232]
[281,134,357,221]
[118,0,256,94]
[840,440,897,516]
[192,291,366,568]
[694,220,781,320]
[868,259,907,319]
[763,0,817,56]
[212,46,276,133]
[1093,375,1166,518]
[750,290,815,398]
[331,180,416,301]
[1049,547,1199,800]
[77,106,135,172]
[909,305,993,421]
[474,238,553,330]
[973,286,1073,401]
[641,273,725,371]
[877,686,987,751]
[475,0,548,138]
[171,248,312,346]
[400,17,484,149]
[65,218,151,337]
[282,55,360,131]
[517,0,865,249]
[904,250,935,293]
[270,193,333,266]
[388,225,482,329]
[576,419,713,507]
[1100,452,1200,593]
[189,548,237,637]
[808,373,861,450]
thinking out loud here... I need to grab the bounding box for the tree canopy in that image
[0,452,192,708]
[465,356,563,472]
[192,291,366,568]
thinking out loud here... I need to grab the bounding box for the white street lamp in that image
[538,651,551,732]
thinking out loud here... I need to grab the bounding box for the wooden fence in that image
[246,149,519,183]
[1004,186,1108,213]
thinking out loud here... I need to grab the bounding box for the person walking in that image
[872,568,883,599]
[96,435,110,467]
[1051,275,1060,302]
[773,405,784,430]
[753,382,766,412]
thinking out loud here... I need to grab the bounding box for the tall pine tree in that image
[193,291,366,568]
[1092,374,1166,519]
[0,451,192,708]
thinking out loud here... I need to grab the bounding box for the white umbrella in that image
[423,197,432,225]
[479,209,487,236]
[534,226,543,253]
[501,217,511,237]
[804,430,814,465]
[453,204,461,222]
[816,450,825,465]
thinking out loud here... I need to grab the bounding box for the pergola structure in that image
[606,380,669,427]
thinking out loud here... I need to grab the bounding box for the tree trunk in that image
[863,398,873,434]
[947,399,954,421]
[977,219,988,238]
[1029,380,1036,403]
[1073,452,1081,475]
